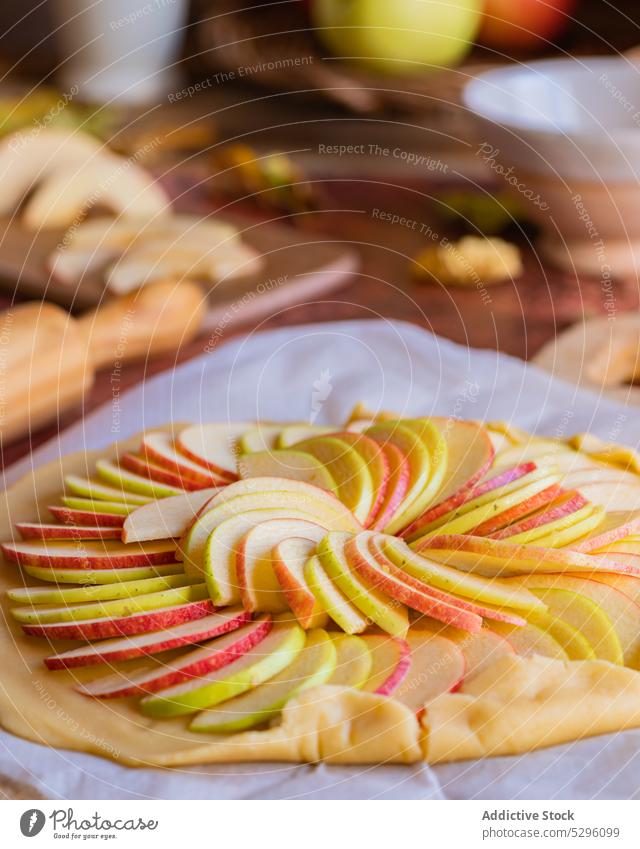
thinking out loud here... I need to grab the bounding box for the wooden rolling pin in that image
[0,279,206,443]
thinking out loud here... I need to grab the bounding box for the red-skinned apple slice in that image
[22,599,216,641]
[236,518,326,612]
[122,488,221,543]
[372,443,411,531]
[393,633,465,710]
[365,533,526,626]
[440,627,514,680]
[491,490,588,541]
[61,497,133,516]
[403,461,537,539]
[176,422,250,479]
[360,635,411,695]
[320,431,389,526]
[8,573,197,605]
[45,607,251,669]
[77,615,271,697]
[1,539,177,570]
[345,534,483,632]
[273,538,328,629]
[121,453,204,492]
[327,634,372,688]
[96,458,183,498]
[571,512,640,553]
[416,534,640,576]
[48,506,125,527]
[471,483,562,536]
[16,523,121,540]
[426,418,495,504]
[141,432,225,487]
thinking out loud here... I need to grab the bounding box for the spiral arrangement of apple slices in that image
[5,410,640,734]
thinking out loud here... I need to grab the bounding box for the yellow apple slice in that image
[530,506,605,548]
[140,619,305,717]
[488,621,569,660]
[189,629,337,733]
[236,518,326,612]
[277,424,335,447]
[237,425,282,454]
[392,632,465,710]
[494,497,593,544]
[327,634,372,688]
[122,488,221,543]
[238,449,338,493]
[525,609,595,660]
[60,497,133,516]
[22,562,184,585]
[64,476,151,505]
[317,532,408,636]
[304,555,368,634]
[7,572,197,606]
[272,537,328,629]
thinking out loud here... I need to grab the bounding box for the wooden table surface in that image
[2,94,639,470]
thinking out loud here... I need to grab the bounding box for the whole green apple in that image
[311,0,482,74]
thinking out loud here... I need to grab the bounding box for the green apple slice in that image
[303,555,368,634]
[190,629,337,733]
[61,497,134,516]
[327,432,391,526]
[7,573,197,605]
[11,582,209,625]
[140,619,305,717]
[96,458,183,498]
[317,532,408,636]
[22,562,184,584]
[295,436,374,524]
[327,634,372,688]
[380,535,544,612]
[238,449,338,494]
[64,476,151,506]
[488,622,568,660]
[238,425,282,454]
[277,424,335,447]
[365,422,432,534]
[526,608,596,660]
[394,418,449,527]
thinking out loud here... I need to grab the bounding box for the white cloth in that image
[2,319,639,799]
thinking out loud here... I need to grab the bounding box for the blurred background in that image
[3,0,640,457]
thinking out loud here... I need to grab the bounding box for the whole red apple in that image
[479,0,578,51]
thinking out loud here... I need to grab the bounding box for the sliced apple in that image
[22,598,215,641]
[402,462,537,540]
[371,443,410,531]
[96,458,183,499]
[48,505,126,527]
[60,497,133,516]
[494,439,588,473]
[121,453,204,492]
[15,523,121,541]
[141,432,225,487]
[140,619,305,717]
[345,533,483,632]
[573,512,640,553]
[360,635,411,695]
[380,535,545,612]
[237,425,282,454]
[8,572,196,606]
[272,537,328,629]
[303,555,368,634]
[1,539,177,570]
[570,479,640,513]
[515,574,640,668]
[416,626,514,681]
[470,484,563,536]
[204,509,329,606]
[489,621,568,660]
[12,583,209,625]
[530,506,605,548]
[64,476,151,506]
[46,608,251,669]
[21,562,184,585]
[190,628,337,733]
[491,490,589,542]
[392,633,465,710]
[519,608,595,660]
[294,436,374,525]
[276,424,335,448]
[237,449,337,494]
[236,518,326,612]
[327,634,373,688]
[316,532,409,636]
[176,422,251,479]
[122,488,220,543]
[78,615,271,698]
[416,534,639,576]
[181,481,360,577]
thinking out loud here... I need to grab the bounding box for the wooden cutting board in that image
[0,212,359,317]
[533,312,640,404]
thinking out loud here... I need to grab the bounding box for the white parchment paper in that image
[2,318,640,799]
